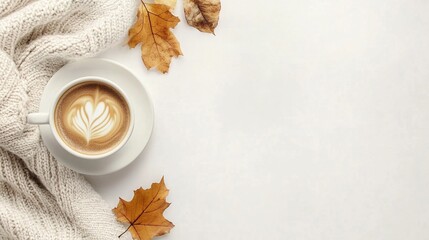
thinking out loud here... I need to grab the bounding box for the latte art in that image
[69,100,120,144]
[54,81,131,155]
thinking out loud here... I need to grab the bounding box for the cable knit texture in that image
[0,0,136,239]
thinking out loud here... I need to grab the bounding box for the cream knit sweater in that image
[0,0,136,239]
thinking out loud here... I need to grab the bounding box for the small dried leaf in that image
[113,177,174,240]
[154,0,177,9]
[128,2,182,73]
[184,0,221,34]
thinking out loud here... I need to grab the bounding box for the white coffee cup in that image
[27,76,134,160]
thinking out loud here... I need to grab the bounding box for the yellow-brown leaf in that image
[184,0,221,34]
[113,177,174,240]
[128,3,182,73]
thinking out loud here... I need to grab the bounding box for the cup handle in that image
[27,113,49,125]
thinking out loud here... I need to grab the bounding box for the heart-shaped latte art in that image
[57,84,129,154]
[72,101,116,143]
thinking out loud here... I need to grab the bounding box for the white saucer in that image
[39,58,154,175]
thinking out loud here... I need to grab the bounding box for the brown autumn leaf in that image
[128,2,182,73]
[113,177,174,240]
[184,0,221,34]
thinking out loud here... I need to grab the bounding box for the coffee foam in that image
[54,82,130,155]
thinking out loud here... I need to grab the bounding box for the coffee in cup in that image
[54,81,131,155]
[27,76,134,160]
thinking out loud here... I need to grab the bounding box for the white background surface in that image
[87,0,429,239]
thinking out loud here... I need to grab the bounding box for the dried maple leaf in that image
[184,0,221,34]
[154,0,177,9]
[113,177,174,240]
[128,1,182,73]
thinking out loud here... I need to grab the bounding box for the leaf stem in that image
[118,224,132,238]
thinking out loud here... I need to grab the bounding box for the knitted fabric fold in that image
[0,0,136,239]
